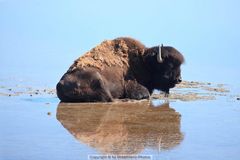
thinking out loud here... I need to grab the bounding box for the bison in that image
[56,37,184,102]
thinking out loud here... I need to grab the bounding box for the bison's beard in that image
[152,76,177,93]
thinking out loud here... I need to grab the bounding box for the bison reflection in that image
[56,101,183,155]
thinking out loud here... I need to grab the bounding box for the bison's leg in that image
[124,80,150,100]
[57,70,113,102]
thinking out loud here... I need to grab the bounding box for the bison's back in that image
[68,37,146,73]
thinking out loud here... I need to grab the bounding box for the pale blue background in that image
[1,0,240,86]
[1,1,240,159]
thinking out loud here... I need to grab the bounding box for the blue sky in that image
[0,0,240,85]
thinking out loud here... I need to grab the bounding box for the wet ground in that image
[0,80,240,160]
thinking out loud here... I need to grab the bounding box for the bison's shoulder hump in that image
[114,37,146,52]
[70,39,136,71]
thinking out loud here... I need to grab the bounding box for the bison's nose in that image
[177,77,182,83]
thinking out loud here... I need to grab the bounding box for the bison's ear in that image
[157,44,163,63]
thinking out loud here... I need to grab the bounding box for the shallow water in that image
[0,87,240,160]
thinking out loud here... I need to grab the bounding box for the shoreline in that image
[0,80,238,102]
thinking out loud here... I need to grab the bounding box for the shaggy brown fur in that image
[68,37,145,71]
[57,37,184,102]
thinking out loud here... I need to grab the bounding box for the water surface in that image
[1,89,240,160]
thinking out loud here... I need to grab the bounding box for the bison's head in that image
[144,45,184,94]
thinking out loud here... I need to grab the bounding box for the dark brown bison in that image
[56,37,184,102]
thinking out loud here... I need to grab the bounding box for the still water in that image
[0,90,240,160]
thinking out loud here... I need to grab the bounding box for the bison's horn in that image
[157,44,163,63]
